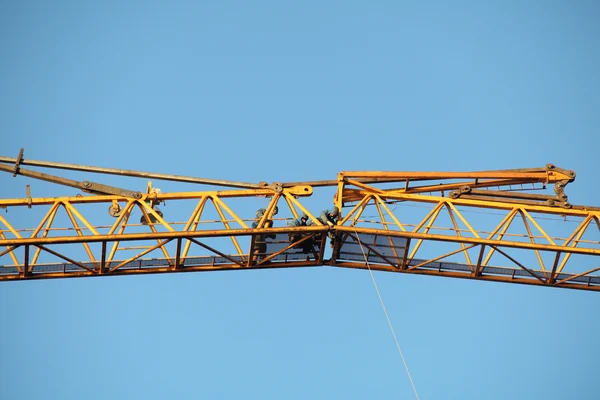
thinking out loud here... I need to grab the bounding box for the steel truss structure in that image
[0,152,598,291]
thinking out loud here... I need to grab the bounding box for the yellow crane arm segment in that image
[0,152,598,291]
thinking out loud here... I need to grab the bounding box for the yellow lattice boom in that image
[0,151,598,291]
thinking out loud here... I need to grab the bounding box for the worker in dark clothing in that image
[317,207,340,227]
[288,213,309,228]
[311,206,340,248]
[253,219,276,263]
[287,213,313,253]
[252,206,278,228]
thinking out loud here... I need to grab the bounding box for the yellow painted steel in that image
[63,202,99,268]
[408,203,444,260]
[181,197,209,261]
[283,193,322,226]
[0,163,598,291]
[107,201,136,263]
[482,209,519,265]
[374,195,408,232]
[444,204,473,267]
[339,169,574,181]
[517,209,547,272]
[332,169,599,291]
[374,199,402,264]
[211,197,246,262]
[0,186,313,207]
[409,244,479,271]
[447,203,480,238]
[556,216,597,274]
[345,190,595,216]
[340,195,372,226]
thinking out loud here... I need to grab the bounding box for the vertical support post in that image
[401,238,411,270]
[473,245,486,277]
[548,252,562,285]
[174,238,182,270]
[336,173,345,219]
[100,241,107,273]
[248,233,257,267]
[23,245,30,278]
[318,232,328,264]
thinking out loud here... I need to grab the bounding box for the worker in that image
[317,206,340,227]
[310,206,340,248]
[287,213,313,253]
[252,206,278,228]
[253,219,276,263]
[288,213,309,228]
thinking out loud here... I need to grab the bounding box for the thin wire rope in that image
[352,227,421,400]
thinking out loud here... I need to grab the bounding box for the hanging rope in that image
[353,228,421,400]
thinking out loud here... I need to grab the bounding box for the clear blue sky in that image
[1,1,599,399]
